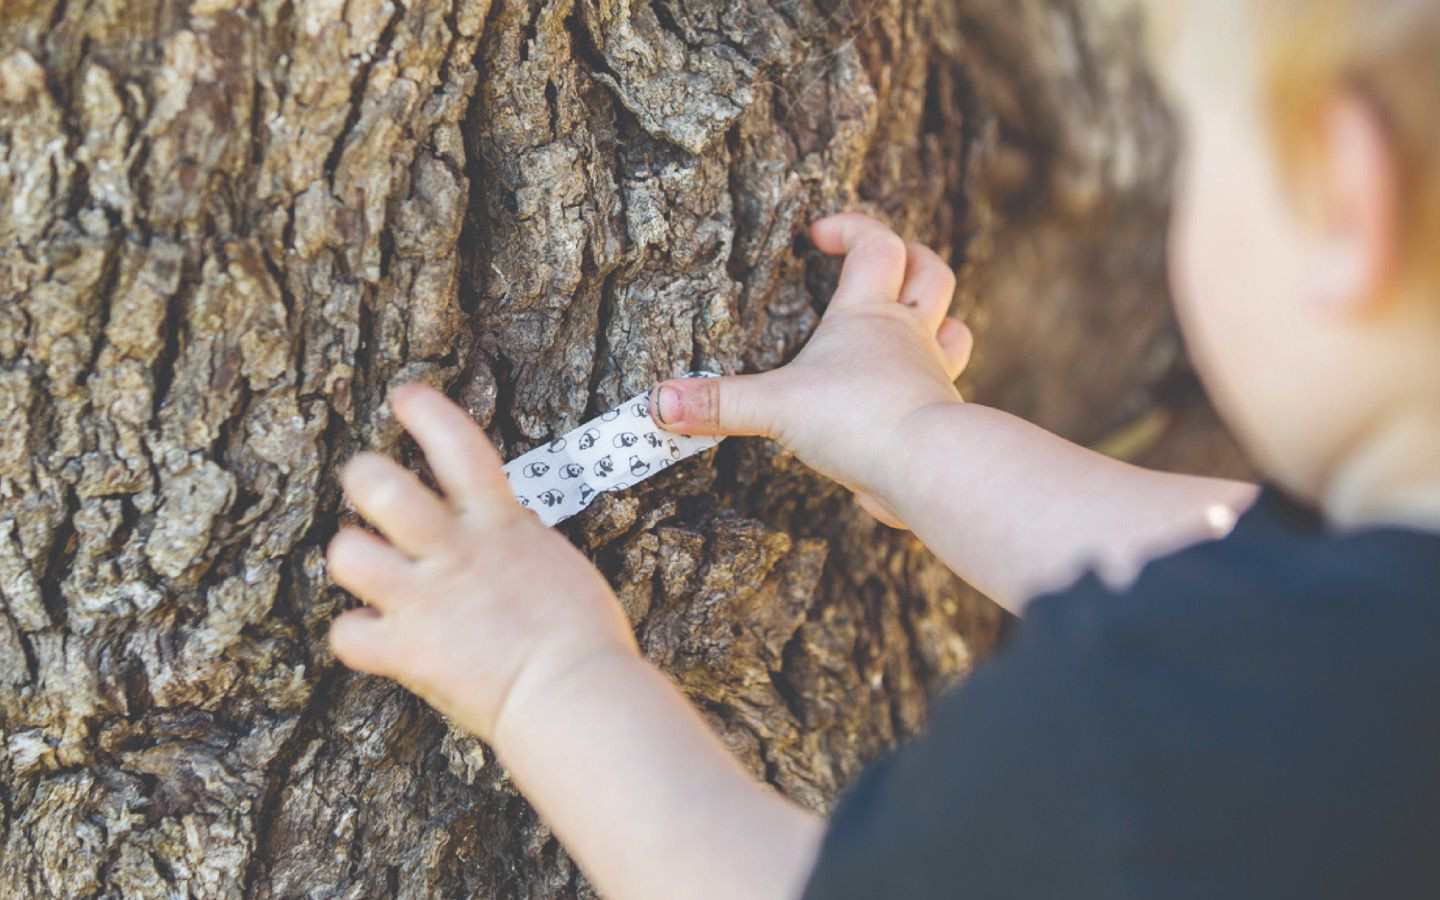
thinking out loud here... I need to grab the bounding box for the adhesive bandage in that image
[501,373,725,526]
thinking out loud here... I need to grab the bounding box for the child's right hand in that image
[649,212,971,527]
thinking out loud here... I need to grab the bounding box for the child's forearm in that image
[874,401,1258,613]
[491,649,824,900]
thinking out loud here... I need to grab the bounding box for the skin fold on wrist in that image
[490,642,644,753]
[865,396,969,506]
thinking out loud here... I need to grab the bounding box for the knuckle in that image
[442,517,515,574]
[427,533,473,575]
[908,242,956,285]
[365,470,409,512]
[345,454,396,499]
[904,240,935,263]
[863,231,908,264]
[325,529,347,561]
[698,378,723,429]
[762,377,795,435]
[329,618,377,671]
[345,450,387,478]
[326,531,357,577]
[845,211,885,232]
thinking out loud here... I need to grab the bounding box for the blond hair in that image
[1145,1,1440,292]
[1257,1,1440,291]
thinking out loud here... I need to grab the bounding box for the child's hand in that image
[325,383,638,743]
[650,212,971,527]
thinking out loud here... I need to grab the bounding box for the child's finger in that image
[856,491,909,530]
[937,316,974,380]
[809,213,909,307]
[328,607,396,677]
[340,451,456,558]
[326,527,415,611]
[651,370,783,437]
[900,241,957,330]
[388,382,512,519]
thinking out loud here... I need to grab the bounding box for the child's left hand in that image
[325,382,639,743]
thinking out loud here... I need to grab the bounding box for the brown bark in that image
[0,0,1239,895]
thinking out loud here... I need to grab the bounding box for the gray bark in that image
[0,0,1240,895]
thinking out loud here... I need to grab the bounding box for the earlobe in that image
[1301,90,1400,316]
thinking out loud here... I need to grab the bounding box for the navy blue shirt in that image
[803,487,1440,898]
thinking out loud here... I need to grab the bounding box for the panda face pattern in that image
[495,375,725,526]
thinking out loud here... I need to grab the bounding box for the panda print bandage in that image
[502,373,724,526]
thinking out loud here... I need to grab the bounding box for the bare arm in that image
[494,650,822,900]
[651,212,1258,616]
[876,401,1258,613]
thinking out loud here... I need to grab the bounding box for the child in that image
[325,0,1440,896]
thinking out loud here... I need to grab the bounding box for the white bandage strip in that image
[502,373,724,526]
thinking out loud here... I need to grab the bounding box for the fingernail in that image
[655,384,681,425]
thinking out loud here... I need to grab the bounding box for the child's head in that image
[1145,0,1440,517]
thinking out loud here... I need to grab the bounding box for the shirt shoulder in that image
[803,487,1440,900]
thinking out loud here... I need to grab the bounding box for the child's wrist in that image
[489,640,643,754]
[866,397,969,503]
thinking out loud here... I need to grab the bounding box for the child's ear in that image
[1299,90,1400,316]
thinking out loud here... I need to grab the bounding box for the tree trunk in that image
[0,0,1237,895]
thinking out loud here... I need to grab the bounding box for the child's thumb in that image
[650,372,779,438]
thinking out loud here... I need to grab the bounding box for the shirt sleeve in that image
[800,578,1134,900]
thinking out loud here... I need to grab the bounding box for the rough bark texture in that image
[0,0,1242,895]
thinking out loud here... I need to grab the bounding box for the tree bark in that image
[0,0,1237,895]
